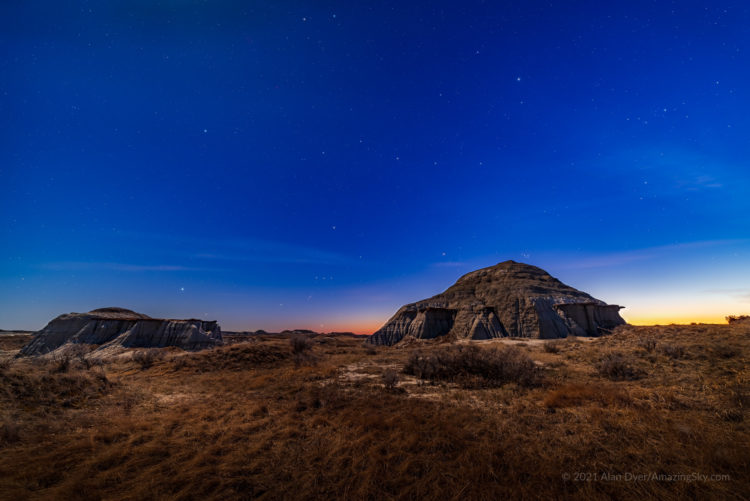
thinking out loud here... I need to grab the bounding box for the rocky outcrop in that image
[20,307,222,356]
[368,261,625,345]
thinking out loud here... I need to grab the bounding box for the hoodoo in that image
[368,261,625,345]
[20,307,222,356]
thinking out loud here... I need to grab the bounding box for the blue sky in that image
[1,1,749,331]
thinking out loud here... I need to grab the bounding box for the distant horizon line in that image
[3,315,740,336]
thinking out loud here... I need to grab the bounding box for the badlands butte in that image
[368,260,626,345]
[0,261,748,500]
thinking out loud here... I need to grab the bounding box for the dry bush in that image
[543,341,562,353]
[404,345,540,388]
[637,337,658,353]
[290,335,313,354]
[382,368,399,390]
[132,349,165,370]
[726,315,750,324]
[51,353,72,373]
[0,419,20,446]
[596,352,643,381]
[60,343,104,370]
[712,343,739,359]
[659,343,686,359]
[170,354,190,370]
[290,336,315,366]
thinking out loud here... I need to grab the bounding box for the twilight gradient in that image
[1,1,749,332]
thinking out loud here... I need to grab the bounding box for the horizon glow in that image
[1,2,749,333]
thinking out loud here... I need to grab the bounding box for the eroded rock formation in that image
[20,307,222,356]
[368,261,625,345]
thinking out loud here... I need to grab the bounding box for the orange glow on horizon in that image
[311,320,383,335]
[327,324,380,335]
[623,314,730,326]
[340,315,737,334]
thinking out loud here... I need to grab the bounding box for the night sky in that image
[2,1,749,332]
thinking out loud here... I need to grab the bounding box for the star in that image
[516,77,521,82]
[180,287,185,292]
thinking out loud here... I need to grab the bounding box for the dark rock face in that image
[20,308,222,356]
[368,261,626,345]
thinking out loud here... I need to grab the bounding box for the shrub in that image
[596,353,642,381]
[637,337,658,353]
[659,344,686,359]
[404,345,540,388]
[0,420,20,446]
[64,344,104,370]
[132,349,165,370]
[382,369,399,390]
[171,355,190,370]
[52,353,72,373]
[290,336,313,354]
[726,315,750,324]
[712,343,738,359]
[290,336,314,366]
[543,341,562,354]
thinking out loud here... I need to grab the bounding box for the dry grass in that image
[596,352,644,381]
[0,324,748,500]
[0,333,32,351]
[404,344,540,388]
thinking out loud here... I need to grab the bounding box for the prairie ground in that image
[0,323,748,500]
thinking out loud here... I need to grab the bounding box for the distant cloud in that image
[677,174,723,191]
[114,231,354,266]
[39,262,211,272]
[431,261,470,268]
[704,288,750,303]
[605,146,742,194]
[557,239,747,270]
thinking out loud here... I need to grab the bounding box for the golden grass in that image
[0,323,748,500]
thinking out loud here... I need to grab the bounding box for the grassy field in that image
[0,323,748,500]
